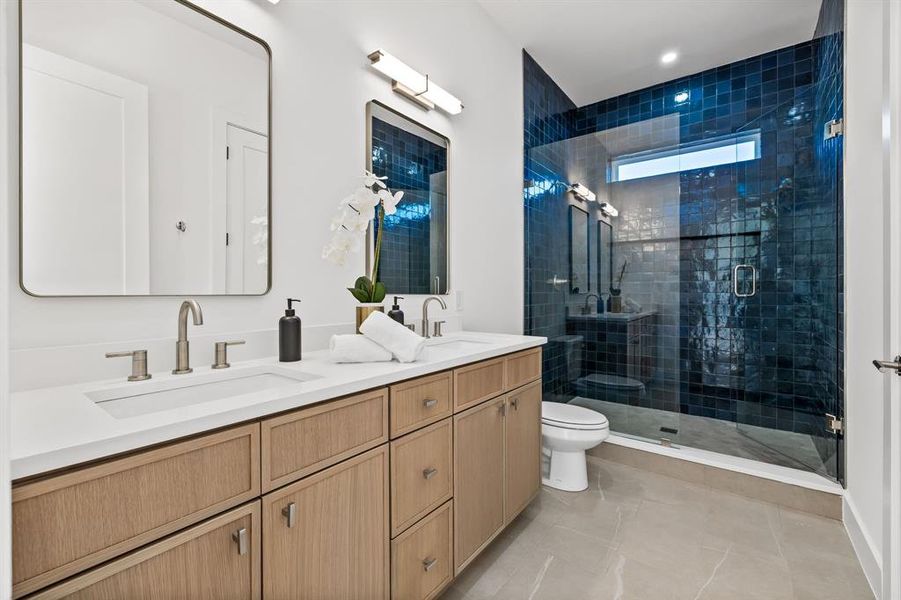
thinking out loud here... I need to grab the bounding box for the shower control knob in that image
[872,355,901,376]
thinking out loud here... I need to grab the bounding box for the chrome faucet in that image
[421,296,447,339]
[173,300,204,374]
[582,293,600,315]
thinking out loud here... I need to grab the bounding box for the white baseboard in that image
[844,495,883,599]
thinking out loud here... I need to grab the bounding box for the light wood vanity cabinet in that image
[389,370,453,438]
[12,423,260,598]
[28,503,261,600]
[453,395,507,573]
[390,418,454,536]
[262,446,390,600]
[12,346,542,600]
[261,387,388,492]
[505,379,543,519]
[391,500,453,600]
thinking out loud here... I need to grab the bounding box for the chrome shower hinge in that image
[826,413,843,435]
[824,119,844,140]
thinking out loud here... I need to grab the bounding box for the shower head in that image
[600,202,619,218]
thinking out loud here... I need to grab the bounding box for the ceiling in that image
[478,0,822,106]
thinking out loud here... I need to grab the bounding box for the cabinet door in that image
[453,395,505,574]
[505,380,542,521]
[263,446,389,600]
[29,503,261,600]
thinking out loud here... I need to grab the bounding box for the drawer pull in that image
[232,527,248,556]
[422,398,438,409]
[282,502,296,528]
[510,398,519,410]
[422,467,438,480]
[422,557,438,572]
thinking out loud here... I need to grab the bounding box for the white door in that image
[225,125,268,294]
[21,44,149,295]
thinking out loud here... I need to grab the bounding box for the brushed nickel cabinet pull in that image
[422,557,438,572]
[282,502,296,528]
[232,527,247,556]
[498,403,507,417]
[422,467,438,480]
[510,397,519,410]
[423,398,438,409]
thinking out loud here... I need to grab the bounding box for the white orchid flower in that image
[363,170,387,189]
[378,189,404,216]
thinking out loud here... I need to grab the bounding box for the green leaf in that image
[372,281,387,303]
[347,287,371,303]
[354,276,373,295]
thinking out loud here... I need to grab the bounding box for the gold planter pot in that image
[355,304,384,333]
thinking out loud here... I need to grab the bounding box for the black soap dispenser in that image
[279,298,302,362]
[388,296,405,325]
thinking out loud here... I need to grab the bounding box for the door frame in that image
[884,1,901,597]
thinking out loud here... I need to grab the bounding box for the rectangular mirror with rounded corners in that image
[568,205,589,294]
[366,100,449,295]
[19,0,271,296]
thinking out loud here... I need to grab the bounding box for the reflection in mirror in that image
[598,220,613,296]
[20,0,270,296]
[367,101,449,295]
[568,205,589,294]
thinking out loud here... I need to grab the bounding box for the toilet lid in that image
[578,373,645,391]
[541,402,609,428]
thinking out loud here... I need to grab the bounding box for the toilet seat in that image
[541,402,609,431]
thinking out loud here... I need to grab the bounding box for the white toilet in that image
[541,401,609,492]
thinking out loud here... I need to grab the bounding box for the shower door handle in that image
[733,264,757,297]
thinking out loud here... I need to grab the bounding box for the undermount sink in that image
[87,366,320,419]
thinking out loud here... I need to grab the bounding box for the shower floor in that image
[566,396,830,477]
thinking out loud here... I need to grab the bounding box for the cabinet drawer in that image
[261,388,388,491]
[391,501,453,600]
[453,357,505,411]
[28,502,261,600]
[12,424,260,598]
[390,419,453,536]
[505,348,542,390]
[390,371,453,439]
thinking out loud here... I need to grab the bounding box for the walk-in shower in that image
[524,0,844,481]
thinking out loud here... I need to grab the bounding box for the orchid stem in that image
[370,203,385,289]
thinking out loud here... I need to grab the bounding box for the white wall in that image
[3,0,524,389]
[843,0,889,596]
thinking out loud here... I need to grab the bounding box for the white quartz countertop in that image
[11,331,546,480]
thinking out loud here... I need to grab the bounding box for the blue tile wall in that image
[523,9,843,479]
[523,51,578,398]
[371,116,447,294]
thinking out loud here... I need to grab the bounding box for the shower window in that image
[609,131,761,183]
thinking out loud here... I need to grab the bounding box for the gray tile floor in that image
[442,459,872,600]
[570,397,831,476]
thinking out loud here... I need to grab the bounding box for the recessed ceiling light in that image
[267,0,280,4]
[661,51,678,65]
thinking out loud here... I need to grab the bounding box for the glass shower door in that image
[734,77,843,481]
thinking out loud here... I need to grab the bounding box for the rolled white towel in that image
[359,310,425,363]
[329,334,394,363]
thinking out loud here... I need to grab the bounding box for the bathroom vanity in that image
[9,335,544,599]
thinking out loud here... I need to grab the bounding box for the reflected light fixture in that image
[368,49,464,115]
[570,183,596,203]
[600,202,619,218]
[661,51,678,65]
[267,0,280,4]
